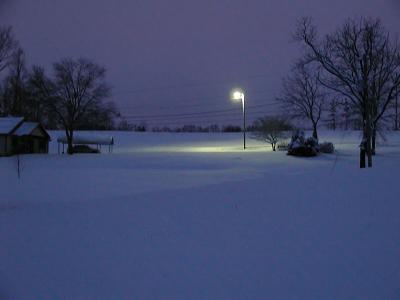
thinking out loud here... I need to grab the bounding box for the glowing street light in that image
[231,89,246,149]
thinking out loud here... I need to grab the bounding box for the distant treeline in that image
[116,121,242,133]
[117,111,367,133]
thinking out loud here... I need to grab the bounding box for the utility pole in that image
[242,94,246,149]
[232,90,246,150]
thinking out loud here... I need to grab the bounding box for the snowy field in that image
[1,130,400,300]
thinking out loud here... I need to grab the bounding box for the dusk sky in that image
[1,0,399,127]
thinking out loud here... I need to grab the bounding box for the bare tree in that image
[382,76,400,131]
[0,26,17,115]
[0,26,17,73]
[391,83,399,130]
[47,58,111,154]
[341,99,351,130]
[1,47,28,116]
[369,42,400,154]
[77,101,118,130]
[295,17,400,168]
[326,98,340,130]
[25,66,50,124]
[278,62,325,140]
[252,117,292,151]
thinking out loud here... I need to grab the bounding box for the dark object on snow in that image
[319,142,335,154]
[288,145,318,157]
[72,145,100,154]
[287,130,318,157]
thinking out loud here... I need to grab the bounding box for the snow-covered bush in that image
[287,130,335,156]
[319,142,335,154]
[287,130,318,157]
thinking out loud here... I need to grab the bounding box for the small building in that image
[57,134,114,154]
[0,117,51,156]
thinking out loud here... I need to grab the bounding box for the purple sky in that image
[1,0,399,127]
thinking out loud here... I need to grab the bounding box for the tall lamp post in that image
[232,90,246,149]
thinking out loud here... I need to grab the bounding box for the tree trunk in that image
[367,139,373,167]
[361,95,373,168]
[66,129,74,155]
[371,127,377,155]
[312,124,318,141]
[395,88,398,131]
[365,118,373,168]
[360,139,366,169]
[360,115,373,169]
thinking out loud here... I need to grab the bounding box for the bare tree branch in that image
[278,62,325,140]
[0,26,17,73]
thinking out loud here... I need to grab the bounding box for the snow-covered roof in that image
[0,117,24,134]
[57,134,114,145]
[14,122,39,136]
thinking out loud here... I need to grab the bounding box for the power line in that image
[124,111,276,125]
[122,103,278,120]
[144,114,278,127]
[123,110,270,122]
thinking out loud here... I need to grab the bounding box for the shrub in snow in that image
[319,142,335,154]
[252,117,293,151]
[287,130,335,156]
[306,136,318,148]
[287,130,318,157]
[288,143,318,157]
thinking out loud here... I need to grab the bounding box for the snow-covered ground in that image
[1,130,400,299]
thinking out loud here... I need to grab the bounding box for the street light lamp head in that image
[232,90,244,101]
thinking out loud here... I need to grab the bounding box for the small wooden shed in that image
[0,117,51,156]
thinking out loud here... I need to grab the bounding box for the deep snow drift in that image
[1,131,399,299]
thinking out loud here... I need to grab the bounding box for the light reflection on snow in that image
[131,145,272,153]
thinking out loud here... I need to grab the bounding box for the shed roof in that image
[15,122,50,140]
[57,134,114,145]
[0,117,24,134]
[14,122,38,136]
